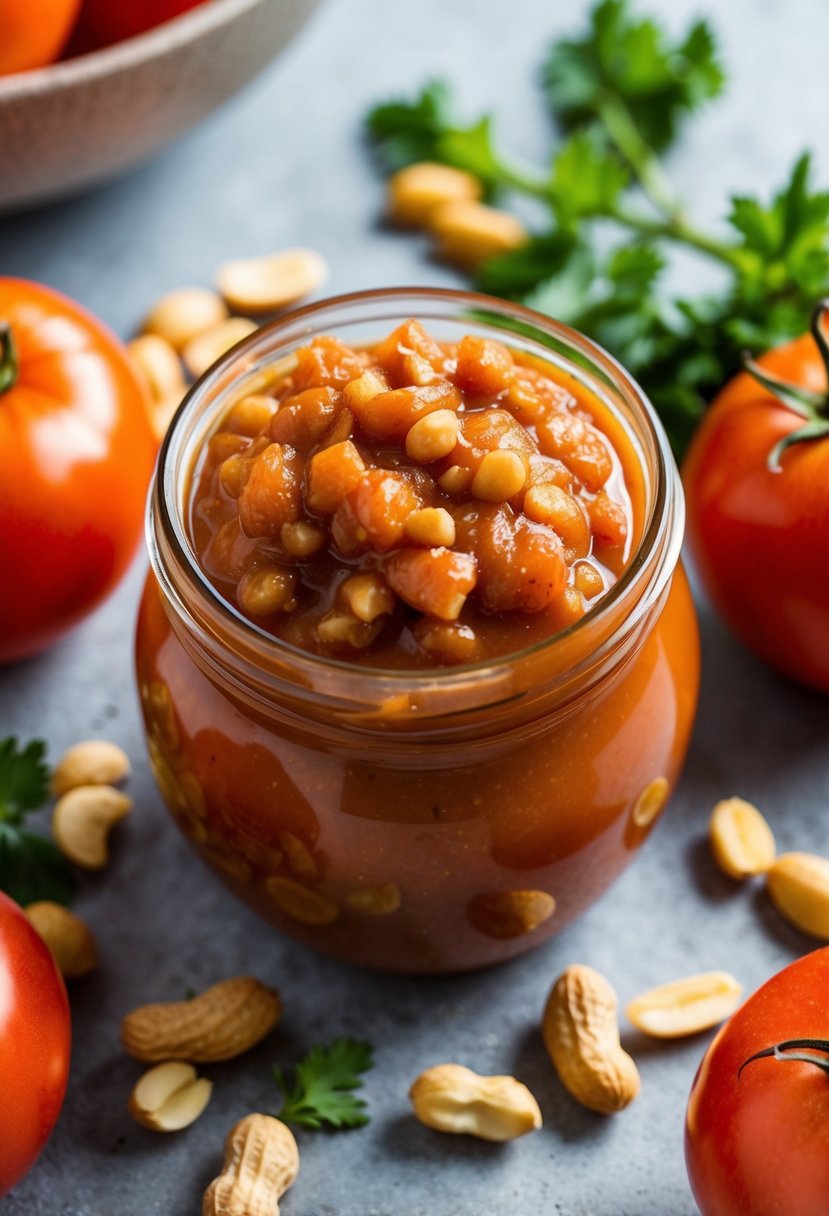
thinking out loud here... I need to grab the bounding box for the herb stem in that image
[609,203,747,269]
[489,134,745,271]
[492,158,549,200]
[596,92,681,221]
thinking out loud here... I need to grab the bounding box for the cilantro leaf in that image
[362,1,829,458]
[543,0,724,151]
[0,738,74,906]
[367,83,509,196]
[476,231,581,299]
[274,1037,374,1131]
[0,736,49,817]
[550,131,629,224]
[729,154,829,296]
[366,81,454,170]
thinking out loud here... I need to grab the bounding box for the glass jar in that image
[136,288,699,973]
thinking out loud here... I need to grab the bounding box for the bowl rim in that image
[0,0,273,98]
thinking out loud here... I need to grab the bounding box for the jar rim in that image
[150,286,683,699]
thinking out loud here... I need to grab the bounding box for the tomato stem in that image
[742,299,829,470]
[739,1038,829,1080]
[0,324,17,396]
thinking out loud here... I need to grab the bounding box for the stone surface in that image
[2,1,829,1212]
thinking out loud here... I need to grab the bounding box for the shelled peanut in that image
[386,161,527,265]
[707,794,829,941]
[132,249,329,441]
[129,1061,213,1133]
[50,738,133,868]
[410,1064,541,1141]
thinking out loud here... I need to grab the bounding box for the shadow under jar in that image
[136,288,699,973]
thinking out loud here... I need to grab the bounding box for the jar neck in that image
[147,288,684,742]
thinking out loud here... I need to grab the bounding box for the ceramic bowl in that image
[0,0,323,212]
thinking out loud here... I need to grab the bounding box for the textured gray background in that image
[2,1,829,1213]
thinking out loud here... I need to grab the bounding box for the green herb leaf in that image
[476,231,582,299]
[0,736,50,820]
[274,1037,374,1131]
[0,737,74,906]
[729,154,829,296]
[543,0,724,151]
[363,0,829,458]
[366,83,510,196]
[549,131,629,224]
[366,81,454,171]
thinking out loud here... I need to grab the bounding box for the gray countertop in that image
[2,1,829,1212]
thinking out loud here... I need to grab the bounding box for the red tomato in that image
[76,0,207,48]
[686,948,829,1216]
[0,0,82,74]
[0,278,157,664]
[0,892,71,1196]
[683,304,829,692]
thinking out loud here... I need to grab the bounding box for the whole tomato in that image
[686,948,829,1216]
[0,278,157,664]
[683,301,829,693]
[0,891,71,1196]
[0,0,82,74]
[76,0,207,48]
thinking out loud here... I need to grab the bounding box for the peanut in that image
[543,964,640,1114]
[346,882,401,916]
[129,1061,212,1133]
[127,333,186,403]
[405,409,459,463]
[52,785,132,869]
[468,890,556,939]
[405,507,456,548]
[631,776,670,828]
[203,1114,299,1216]
[143,287,228,351]
[429,200,527,266]
[388,162,481,226]
[122,976,281,1063]
[278,832,320,881]
[150,388,187,442]
[710,797,776,879]
[340,573,395,623]
[182,317,259,380]
[471,449,527,502]
[226,394,277,436]
[217,248,328,315]
[626,972,743,1038]
[767,852,829,939]
[280,519,326,558]
[265,875,339,926]
[410,1063,541,1141]
[52,739,130,796]
[25,901,98,979]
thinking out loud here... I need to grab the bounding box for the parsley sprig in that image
[0,737,74,906]
[366,0,829,454]
[273,1037,374,1130]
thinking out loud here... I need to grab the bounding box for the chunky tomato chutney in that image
[137,292,699,973]
[188,320,639,666]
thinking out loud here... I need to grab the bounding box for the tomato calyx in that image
[739,1038,829,1079]
[0,324,18,396]
[743,299,829,471]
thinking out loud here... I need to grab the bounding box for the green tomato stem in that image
[742,299,829,469]
[739,1038,829,1079]
[0,324,18,396]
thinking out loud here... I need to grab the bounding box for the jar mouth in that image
[150,287,683,695]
